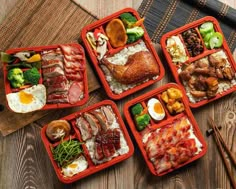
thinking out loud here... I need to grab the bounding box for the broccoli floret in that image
[131,103,143,116]
[135,114,150,131]
[127,34,137,44]
[126,26,144,43]
[120,13,137,28]
[10,80,23,88]
[23,67,40,85]
[7,68,24,88]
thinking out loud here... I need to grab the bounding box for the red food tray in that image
[81,8,165,100]
[41,100,134,183]
[2,43,89,112]
[123,83,207,176]
[160,16,236,108]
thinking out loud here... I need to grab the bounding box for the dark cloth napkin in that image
[138,0,236,52]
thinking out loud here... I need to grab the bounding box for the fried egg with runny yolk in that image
[6,84,46,113]
[61,155,88,177]
[147,98,165,121]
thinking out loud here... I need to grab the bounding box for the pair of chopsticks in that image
[208,117,236,189]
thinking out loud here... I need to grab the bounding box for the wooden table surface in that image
[0,0,236,189]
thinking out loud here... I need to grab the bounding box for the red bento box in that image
[160,16,236,108]
[2,43,89,112]
[41,100,134,183]
[81,8,165,100]
[123,83,207,176]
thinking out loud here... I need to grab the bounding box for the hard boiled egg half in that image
[147,98,165,121]
[6,84,46,113]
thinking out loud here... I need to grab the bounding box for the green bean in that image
[51,138,83,167]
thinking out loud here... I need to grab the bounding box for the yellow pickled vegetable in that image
[26,54,41,63]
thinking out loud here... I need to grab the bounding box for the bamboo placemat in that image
[138,0,236,53]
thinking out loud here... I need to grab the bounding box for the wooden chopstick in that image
[208,117,236,189]
[213,121,236,166]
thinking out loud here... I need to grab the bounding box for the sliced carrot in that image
[134,107,148,118]
[141,107,148,115]
[133,18,145,27]
[19,85,31,89]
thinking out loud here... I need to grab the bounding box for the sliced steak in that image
[76,116,92,141]
[83,112,101,135]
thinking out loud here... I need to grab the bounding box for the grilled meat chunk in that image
[91,110,109,131]
[76,116,92,141]
[101,51,159,84]
[101,106,115,125]
[83,112,101,135]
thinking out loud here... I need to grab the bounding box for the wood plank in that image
[0,0,236,189]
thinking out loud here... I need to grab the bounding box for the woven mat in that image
[138,0,236,53]
[0,0,100,136]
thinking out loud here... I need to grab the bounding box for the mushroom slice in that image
[46,120,71,142]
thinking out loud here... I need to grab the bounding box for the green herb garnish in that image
[51,138,83,167]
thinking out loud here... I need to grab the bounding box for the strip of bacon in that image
[65,72,83,81]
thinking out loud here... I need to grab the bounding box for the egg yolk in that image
[19,91,33,104]
[68,163,78,169]
[154,102,164,114]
